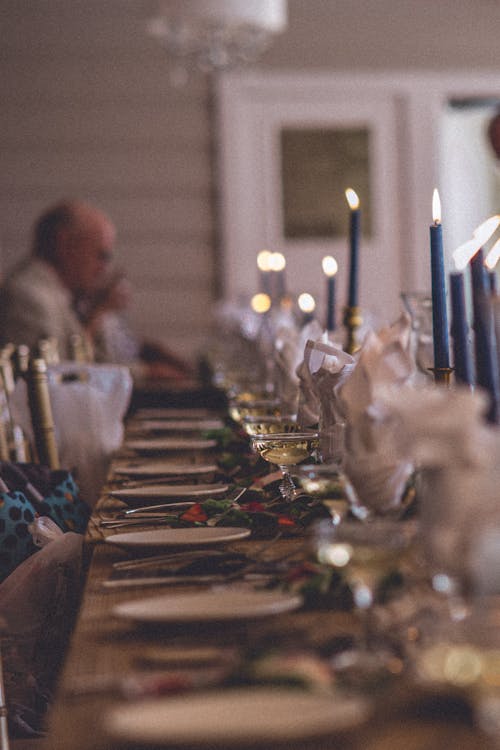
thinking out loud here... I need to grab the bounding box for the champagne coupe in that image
[297,463,361,525]
[251,429,319,501]
[241,416,298,437]
[228,393,281,425]
[312,519,414,679]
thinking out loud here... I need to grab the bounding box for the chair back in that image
[0,352,27,462]
[26,358,60,469]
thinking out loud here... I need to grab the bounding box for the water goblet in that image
[312,518,414,681]
[297,463,361,525]
[251,429,319,501]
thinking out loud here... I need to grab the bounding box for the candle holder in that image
[343,305,363,355]
[428,366,454,387]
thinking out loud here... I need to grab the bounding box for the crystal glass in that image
[400,292,434,379]
[318,420,346,465]
[251,430,319,501]
[297,463,361,526]
[312,518,414,679]
[241,416,298,437]
[228,394,281,425]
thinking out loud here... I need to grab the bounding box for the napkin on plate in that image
[296,338,355,428]
[273,320,324,415]
[336,313,415,515]
[376,383,498,581]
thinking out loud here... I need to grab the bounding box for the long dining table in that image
[39,388,494,750]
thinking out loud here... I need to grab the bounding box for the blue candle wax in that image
[348,208,360,307]
[449,272,473,387]
[470,249,500,423]
[326,276,336,331]
[488,270,498,295]
[429,221,450,369]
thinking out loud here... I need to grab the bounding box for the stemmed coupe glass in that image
[251,426,319,501]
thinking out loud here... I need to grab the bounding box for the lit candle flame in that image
[452,238,483,272]
[322,255,338,277]
[432,188,441,224]
[345,188,360,211]
[250,293,271,314]
[256,249,272,272]
[269,252,286,271]
[298,292,316,313]
[472,215,500,247]
[485,239,500,270]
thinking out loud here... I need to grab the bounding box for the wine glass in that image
[400,292,433,380]
[251,429,319,501]
[228,394,281,425]
[312,518,414,680]
[241,415,298,437]
[297,463,362,525]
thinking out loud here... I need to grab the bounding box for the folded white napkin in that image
[336,314,415,514]
[375,383,497,581]
[296,339,355,427]
[274,320,324,414]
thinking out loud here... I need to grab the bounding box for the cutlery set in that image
[102,535,298,590]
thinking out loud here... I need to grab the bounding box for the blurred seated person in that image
[0,200,191,378]
[75,269,191,378]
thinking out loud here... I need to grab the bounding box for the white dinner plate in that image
[134,408,216,420]
[114,461,218,477]
[105,687,369,746]
[130,418,224,432]
[110,483,230,501]
[105,526,251,551]
[125,438,217,453]
[113,588,302,624]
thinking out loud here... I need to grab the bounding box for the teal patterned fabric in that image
[0,468,89,582]
[37,473,89,534]
[0,491,37,581]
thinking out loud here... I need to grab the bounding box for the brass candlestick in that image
[429,366,454,387]
[343,305,363,355]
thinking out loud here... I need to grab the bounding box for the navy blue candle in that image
[322,256,338,331]
[450,271,473,387]
[470,249,500,423]
[345,189,360,308]
[326,277,336,330]
[429,217,450,370]
[488,270,498,295]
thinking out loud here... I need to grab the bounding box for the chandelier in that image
[147,1,288,85]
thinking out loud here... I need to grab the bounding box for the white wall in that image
[1,0,500,357]
[0,0,215,360]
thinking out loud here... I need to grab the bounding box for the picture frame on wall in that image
[280,126,372,240]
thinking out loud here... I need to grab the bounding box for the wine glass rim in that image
[230,396,281,406]
[298,463,345,474]
[313,517,416,544]
[242,414,296,424]
[251,430,319,441]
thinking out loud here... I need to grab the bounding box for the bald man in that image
[0,201,189,377]
[0,201,118,359]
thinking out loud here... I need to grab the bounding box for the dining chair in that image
[0,618,9,750]
[36,338,60,366]
[68,333,92,363]
[0,353,27,463]
[26,359,60,470]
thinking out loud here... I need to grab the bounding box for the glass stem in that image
[278,466,295,501]
[352,583,375,651]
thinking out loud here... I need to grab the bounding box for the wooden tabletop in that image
[40,437,496,750]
